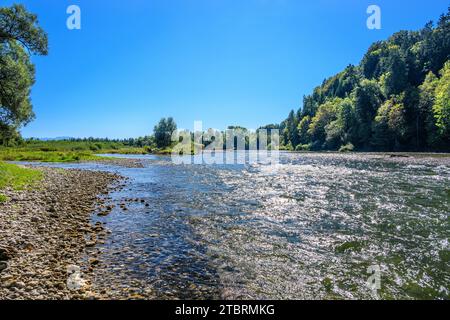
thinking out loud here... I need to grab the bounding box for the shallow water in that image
[22,152,450,299]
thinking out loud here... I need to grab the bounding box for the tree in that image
[387,101,408,148]
[286,110,299,148]
[420,8,450,75]
[380,45,409,97]
[433,61,450,138]
[354,79,384,148]
[0,5,48,54]
[0,4,48,145]
[308,98,340,149]
[335,65,361,98]
[268,7,449,152]
[372,100,394,150]
[419,71,440,147]
[325,98,356,149]
[361,42,383,79]
[153,117,177,148]
[372,97,408,150]
[297,116,311,145]
[301,95,318,117]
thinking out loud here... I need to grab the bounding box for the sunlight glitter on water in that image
[21,152,450,299]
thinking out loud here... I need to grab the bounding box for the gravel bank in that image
[88,158,145,168]
[0,166,124,299]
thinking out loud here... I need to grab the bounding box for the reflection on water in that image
[23,152,450,299]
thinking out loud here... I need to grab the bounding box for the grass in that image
[12,140,129,152]
[0,162,43,189]
[0,149,106,162]
[152,147,173,155]
[0,140,169,203]
[0,141,147,162]
[100,147,147,155]
[0,162,43,201]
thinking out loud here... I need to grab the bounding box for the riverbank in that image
[88,157,145,168]
[0,166,124,299]
[0,145,148,163]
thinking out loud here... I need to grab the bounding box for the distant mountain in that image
[33,137,75,141]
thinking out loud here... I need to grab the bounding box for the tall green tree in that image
[433,61,450,139]
[372,97,408,150]
[297,116,311,145]
[379,45,409,97]
[153,117,177,148]
[419,71,440,147]
[325,98,356,149]
[308,98,340,149]
[354,79,384,148]
[286,110,299,148]
[387,100,408,148]
[0,4,48,145]
[372,100,394,150]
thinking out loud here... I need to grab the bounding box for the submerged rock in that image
[0,166,124,300]
[0,261,7,272]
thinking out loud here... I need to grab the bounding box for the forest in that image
[274,8,450,152]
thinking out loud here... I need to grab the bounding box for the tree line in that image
[276,8,450,152]
[1,5,449,153]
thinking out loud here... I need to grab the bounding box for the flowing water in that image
[24,152,450,299]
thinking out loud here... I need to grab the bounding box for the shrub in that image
[144,146,152,153]
[295,144,311,151]
[339,143,355,152]
[280,143,293,151]
[89,144,101,151]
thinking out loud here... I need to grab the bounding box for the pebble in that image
[0,166,124,300]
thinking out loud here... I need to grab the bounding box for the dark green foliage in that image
[0,4,48,145]
[283,110,299,147]
[354,80,384,148]
[153,117,177,148]
[275,8,450,152]
[297,115,311,145]
[432,61,450,144]
[0,4,48,55]
[326,98,357,149]
[308,99,339,148]
[419,71,440,147]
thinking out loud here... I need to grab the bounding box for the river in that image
[24,152,450,299]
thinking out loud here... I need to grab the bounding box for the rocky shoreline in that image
[91,158,145,168]
[0,166,125,299]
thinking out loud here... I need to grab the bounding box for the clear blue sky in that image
[5,0,448,139]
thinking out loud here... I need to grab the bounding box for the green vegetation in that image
[0,4,48,145]
[0,161,42,201]
[0,138,151,162]
[0,161,42,189]
[153,117,177,148]
[0,132,176,161]
[277,9,450,152]
[1,5,448,156]
[338,143,355,153]
[334,240,365,253]
[0,194,7,202]
[0,149,104,162]
[321,277,333,293]
[4,138,147,153]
